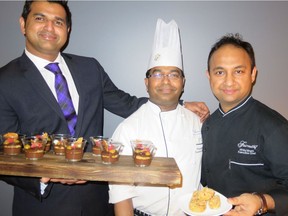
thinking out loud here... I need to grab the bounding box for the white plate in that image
[179,191,232,216]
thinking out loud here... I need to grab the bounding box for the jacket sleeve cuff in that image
[268,188,288,215]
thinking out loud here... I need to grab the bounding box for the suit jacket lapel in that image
[62,54,85,136]
[20,53,65,121]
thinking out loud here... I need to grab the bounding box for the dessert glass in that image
[99,140,124,164]
[29,132,52,153]
[52,134,72,155]
[90,136,109,156]
[64,137,86,162]
[45,135,52,153]
[0,134,2,152]
[22,136,47,160]
[130,140,157,167]
[2,133,25,156]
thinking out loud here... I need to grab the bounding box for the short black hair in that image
[21,0,72,30]
[207,33,256,72]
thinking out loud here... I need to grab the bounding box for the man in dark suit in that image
[0,1,209,216]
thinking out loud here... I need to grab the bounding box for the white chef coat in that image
[109,100,203,215]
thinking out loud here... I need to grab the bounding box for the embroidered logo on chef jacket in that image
[229,140,264,169]
[237,140,258,155]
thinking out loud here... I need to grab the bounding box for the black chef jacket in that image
[201,96,288,216]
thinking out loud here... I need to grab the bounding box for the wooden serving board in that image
[0,152,182,186]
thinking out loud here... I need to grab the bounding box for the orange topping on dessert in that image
[3,132,18,139]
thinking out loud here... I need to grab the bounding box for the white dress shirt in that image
[25,49,79,113]
[25,49,79,194]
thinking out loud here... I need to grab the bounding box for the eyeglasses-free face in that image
[19,1,70,62]
[207,44,257,112]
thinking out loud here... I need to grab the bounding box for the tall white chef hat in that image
[147,18,183,71]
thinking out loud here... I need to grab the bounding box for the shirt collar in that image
[219,95,253,117]
[25,49,63,70]
[147,100,180,114]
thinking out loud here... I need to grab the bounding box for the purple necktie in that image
[45,63,77,135]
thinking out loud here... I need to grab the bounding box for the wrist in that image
[252,192,268,215]
[40,177,50,184]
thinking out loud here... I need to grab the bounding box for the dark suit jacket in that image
[0,52,147,216]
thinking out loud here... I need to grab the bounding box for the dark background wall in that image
[1,1,288,215]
